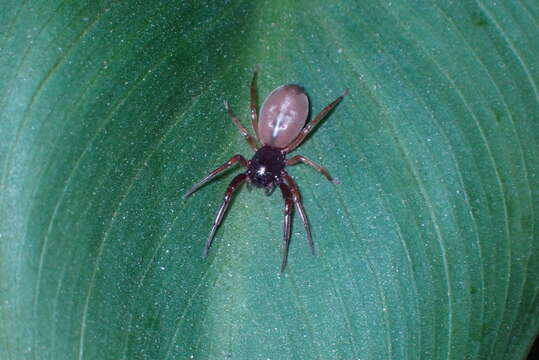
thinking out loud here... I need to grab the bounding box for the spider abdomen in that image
[247,146,286,188]
[258,85,309,148]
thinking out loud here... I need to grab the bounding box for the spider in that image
[183,71,347,271]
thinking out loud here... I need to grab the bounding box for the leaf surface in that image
[1,1,538,359]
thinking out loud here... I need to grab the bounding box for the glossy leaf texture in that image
[1,1,538,359]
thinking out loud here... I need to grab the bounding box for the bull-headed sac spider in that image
[183,71,347,271]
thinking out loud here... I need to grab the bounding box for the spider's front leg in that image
[278,182,294,272]
[182,154,248,199]
[282,172,314,254]
[203,173,247,257]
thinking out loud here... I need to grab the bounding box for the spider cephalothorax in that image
[183,71,346,271]
[247,146,285,189]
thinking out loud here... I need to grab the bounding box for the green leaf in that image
[1,1,538,359]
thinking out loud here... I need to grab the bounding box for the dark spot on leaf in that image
[472,12,489,27]
[493,108,503,124]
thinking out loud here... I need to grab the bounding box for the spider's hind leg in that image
[224,101,258,151]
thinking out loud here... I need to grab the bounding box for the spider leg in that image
[203,173,247,257]
[224,101,258,151]
[182,154,248,199]
[282,89,348,153]
[264,185,276,196]
[278,182,294,272]
[282,171,314,255]
[249,69,260,142]
[286,155,339,184]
